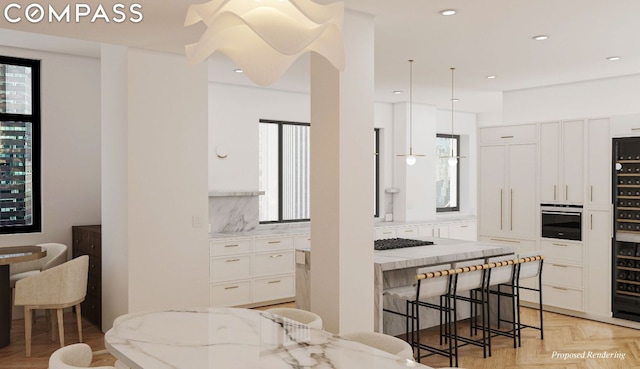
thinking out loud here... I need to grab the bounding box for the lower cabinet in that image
[72,225,102,329]
[209,235,295,308]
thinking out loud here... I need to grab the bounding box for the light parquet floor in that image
[0,306,637,368]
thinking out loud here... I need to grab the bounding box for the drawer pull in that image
[490,238,520,244]
[383,231,393,234]
[501,135,514,139]
[224,244,239,248]
[460,225,468,228]
[552,243,568,247]
[403,230,414,233]
[270,254,283,258]
[307,238,311,241]
[224,286,239,290]
[552,264,568,268]
[226,259,240,263]
[90,245,95,249]
[552,286,568,291]
[632,128,640,131]
[268,241,281,244]
[268,280,281,284]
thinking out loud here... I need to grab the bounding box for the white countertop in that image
[105,308,433,369]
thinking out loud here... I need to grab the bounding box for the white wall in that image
[503,74,640,124]
[436,109,478,216]
[0,46,101,250]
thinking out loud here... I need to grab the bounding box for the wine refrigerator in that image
[612,137,640,322]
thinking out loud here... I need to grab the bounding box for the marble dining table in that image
[105,307,434,369]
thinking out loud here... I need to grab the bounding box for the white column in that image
[101,44,129,331]
[309,11,375,334]
[101,47,210,330]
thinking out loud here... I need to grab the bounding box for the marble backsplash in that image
[209,195,259,233]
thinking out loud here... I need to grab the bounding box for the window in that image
[436,134,460,212]
[0,56,41,234]
[259,120,381,223]
[259,120,310,223]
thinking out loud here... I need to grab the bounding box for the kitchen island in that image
[295,237,515,334]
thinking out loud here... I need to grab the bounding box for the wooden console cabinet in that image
[72,225,102,329]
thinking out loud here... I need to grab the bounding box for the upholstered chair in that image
[49,343,116,369]
[264,307,323,329]
[341,331,414,360]
[14,255,89,357]
[10,243,68,287]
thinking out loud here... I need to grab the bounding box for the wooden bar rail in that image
[416,255,545,280]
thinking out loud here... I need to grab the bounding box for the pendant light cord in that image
[409,59,414,155]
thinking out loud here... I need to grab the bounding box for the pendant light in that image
[440,67,466,166]
[397,59,425,166]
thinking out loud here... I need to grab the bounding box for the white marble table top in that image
[105,308,433,369]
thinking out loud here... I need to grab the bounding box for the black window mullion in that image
[278,122,284,222]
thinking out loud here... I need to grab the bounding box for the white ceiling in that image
[2,0,640,113]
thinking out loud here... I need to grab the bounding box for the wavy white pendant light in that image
[184,0,345,86]
[397,60,425,166]
[440,67,466,166]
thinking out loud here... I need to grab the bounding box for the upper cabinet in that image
[539,120,584,204]
[586,118,611,208]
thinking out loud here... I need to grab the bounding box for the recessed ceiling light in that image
[440,9,457,16]
[607,56,621,61]
[393,90,403,95]
[533,35,549,41]
[233,68,243,73]
[486,75,497,79]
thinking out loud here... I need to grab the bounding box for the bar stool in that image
[483,254,519,350]
[513,252,545,345]
[383,264,454,366]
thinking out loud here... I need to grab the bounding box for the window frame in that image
[0,55,41,234]
[436,133,460,213]
[374,128,380,218]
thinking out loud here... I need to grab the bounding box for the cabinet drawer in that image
[544,263,583,288]
[375,228,397,240]
[449,222,477,241]
[73,230,101,256]
[87,255,101,279]
[253,275,295,303]
[479,124,537,144]
[210,239,252,257]
[396,226,419,237]
[418,225,435,237]
[480,236,536,254]
[294,234,311,249]
[540,240,583,264]
[253,236,294,253]
[210,280,252,307]
[86,274,101,299]
[542,284,584,311]
[210,255,252,283]
[253,251,295,277]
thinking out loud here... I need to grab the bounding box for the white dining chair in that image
[341,331,414,360]
[49,343,116,369]
[15,255,89,357]
[10,243,68,287]
[264,307,323,329]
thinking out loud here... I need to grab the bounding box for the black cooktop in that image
[374,238,435,251]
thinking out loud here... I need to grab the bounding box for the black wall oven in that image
[541,204,583,241]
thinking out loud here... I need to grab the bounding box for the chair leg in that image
[50,310,56,341]
[24,307,32,357]
[57,308,65,348]
[76,304,83,343]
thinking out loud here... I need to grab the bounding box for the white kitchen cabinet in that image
[539,120,584,204]
[396,225,419,238]
[417,224,449,238]
[539,238,585,311]
[293,233,311,249]
[542,285,584,311]
[479,142,537,239]
[375,227,397,240]
[448,221,477,241]
[479,124,537,145]
[585,209,612,317]
[210,235,295,308]
[587,119,611,208]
